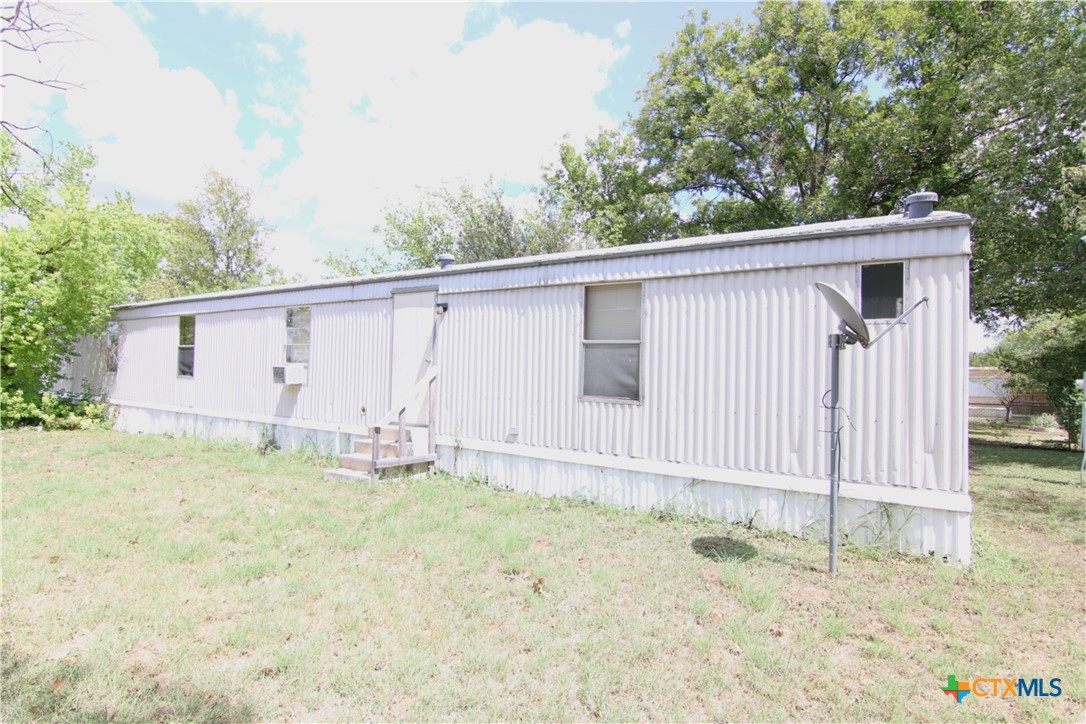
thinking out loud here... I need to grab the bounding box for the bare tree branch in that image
[1,71,78,90]
[0,0,84,169]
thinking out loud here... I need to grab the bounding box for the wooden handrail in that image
[375,366,438,428]
[370,366,439,461]
[398,408,406,457]
[428,375,437,456]
[371,425,380,470]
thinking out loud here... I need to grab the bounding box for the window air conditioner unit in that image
[285,363,307,386]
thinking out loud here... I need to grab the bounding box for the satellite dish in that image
[815,282,870,347]
[814,280,929,575]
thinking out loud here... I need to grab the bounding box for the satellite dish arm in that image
[865,296,929,348]
[837,321,864,346]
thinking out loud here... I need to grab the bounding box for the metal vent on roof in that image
[904,192,939,219]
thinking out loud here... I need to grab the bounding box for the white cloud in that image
[6,3,628,282]
[266,230,326,282]
[239,4,627,243]
[4,3,278,213]
[615,19,632,39]
[253,42,280,63]
[251,102,296,127]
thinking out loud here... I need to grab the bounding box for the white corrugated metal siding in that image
[111,299,393,429]
[430,251,969,495]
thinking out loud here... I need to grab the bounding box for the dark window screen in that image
[177,347,194,377]
[583,343,640,399]
[861,263,904,319]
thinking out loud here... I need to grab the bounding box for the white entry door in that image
[391,289,436,422]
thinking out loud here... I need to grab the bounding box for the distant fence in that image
[969,400,1058,420]
[971,402,1083,452]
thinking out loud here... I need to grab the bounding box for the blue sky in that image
[9,1,756,280]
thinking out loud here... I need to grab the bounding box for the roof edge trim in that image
[113,211,972,311]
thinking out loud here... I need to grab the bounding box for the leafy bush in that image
[2,137,165,431]
[1,390,111,430]
[1027,413,1061,432]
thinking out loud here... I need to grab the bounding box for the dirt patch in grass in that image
[2,429,1083,721]
[123,637,175,692]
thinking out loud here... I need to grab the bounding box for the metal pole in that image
[828,333,844,575]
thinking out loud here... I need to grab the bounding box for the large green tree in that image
[382,182,583,268]
[544,0,1086,323]
[319,247,394,279]
[633,1,896,232]
[915,2,1086,327]
[143,170,283,298]
[325,183,584,277]
[0,136,165,425]
[541,130,679,247]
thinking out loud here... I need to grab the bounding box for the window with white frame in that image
[583,283,642,400]
[285,306,311,363]
[861,262,905,320]
[177,315,195,377]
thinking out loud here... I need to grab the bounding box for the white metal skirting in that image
[114,405,348,456]
[436,443,972,564]
[110,404,971,562]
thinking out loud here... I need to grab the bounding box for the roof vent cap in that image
[904,191,939,219]
[437,253,455,269]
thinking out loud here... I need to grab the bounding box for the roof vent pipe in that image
[904,191,939,219]
[437,253,455,269]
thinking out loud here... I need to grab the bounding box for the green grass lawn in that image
[969,416,1078,450]
[2,430,1083,722]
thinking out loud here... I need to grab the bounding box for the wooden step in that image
[353,439,412,457]
[372,454,436,470]
[324,468,377,484]
[325,453,438,486]
[338,452,436,473]
[371,427,412,443]
[338,453,374,472]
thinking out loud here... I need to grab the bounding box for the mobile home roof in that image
[113,210,971,318]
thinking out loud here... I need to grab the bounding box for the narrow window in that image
[861,262,905,320]
[177,315,195,377]
[285,306,311,364]
[106,324,122,373]
[583,283,641,400]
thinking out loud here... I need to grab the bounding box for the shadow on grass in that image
[969,443,1083,479]
[976,486,1085,524]
[1,644,256,723]
[691,535,757,561]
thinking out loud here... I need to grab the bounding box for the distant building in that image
[969,367,1053,419]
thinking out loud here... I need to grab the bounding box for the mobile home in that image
[66,208,974,562]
